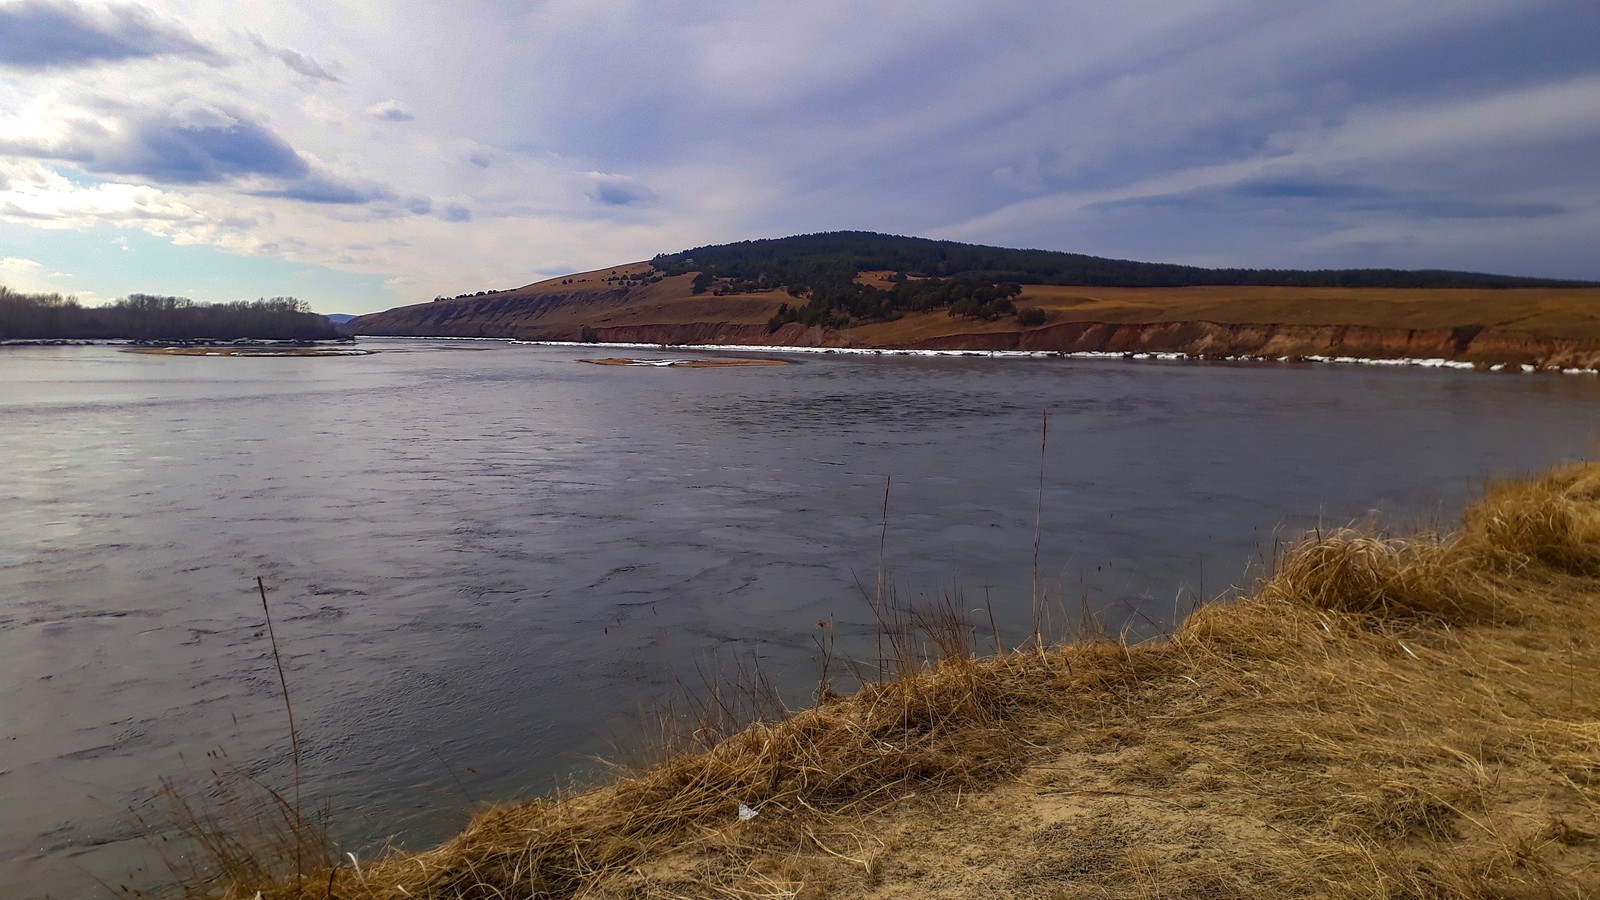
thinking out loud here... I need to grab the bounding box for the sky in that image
[1,1,1597,314]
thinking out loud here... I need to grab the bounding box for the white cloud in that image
[0,160,201,227]
[0,254,106,302]
[364,100,414,122]
[299,94,353,126]
[0,255,45,281]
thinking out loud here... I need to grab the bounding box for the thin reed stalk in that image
[1032,409,1048,653]
[256,576,305,890]
[877,473,891,679]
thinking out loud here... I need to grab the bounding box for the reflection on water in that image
[1,341,1596,896]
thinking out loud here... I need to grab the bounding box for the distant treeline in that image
[651,231,1597,332]
[0,287,340,340]
[762,275,1027,330]
[653,231,1595,291]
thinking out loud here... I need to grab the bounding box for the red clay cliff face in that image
[523,321,1600,368]
[1013,321,1600,367]
[354,303,1600,369]
[353,289,648,338]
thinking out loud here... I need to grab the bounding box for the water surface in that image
[2,340,1596,896]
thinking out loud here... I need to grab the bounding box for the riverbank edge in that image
[511,337,1600,375]
[178,463,1600,899]
[354,309,1600,372]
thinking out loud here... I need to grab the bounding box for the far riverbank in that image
[519,337,1600,375]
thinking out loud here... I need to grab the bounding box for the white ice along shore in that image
[506,339,1600,376]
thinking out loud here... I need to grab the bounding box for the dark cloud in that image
[250,174,433,216]
[0,0,222,69]
[252,173,389,204]
[1,101,422,214]
[1395,199,1569,220]
[587,175,655,207]
[1228,180,1390,201]
[101,109,309,183]
[1222,179,1571,220]
[443,204,471,222]
[1093,179,1571,223]
[353,195,431,220]
[3,111,317,202]
[249,34,340,82]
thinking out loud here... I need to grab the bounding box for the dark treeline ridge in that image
[0,287,340,341]
[652,231,1595,290]
[649,231,1597,331]
[762,276,1026,330]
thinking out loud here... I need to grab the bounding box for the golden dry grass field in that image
[359,264,1600,352]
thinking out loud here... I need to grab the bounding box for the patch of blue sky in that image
[0,220,389,314]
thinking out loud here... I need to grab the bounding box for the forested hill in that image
[351,229,1600,352]
[651,232,1595,291]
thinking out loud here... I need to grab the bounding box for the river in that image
[2,339,1596,897]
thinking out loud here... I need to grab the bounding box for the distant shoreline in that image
[513,338,1600,375]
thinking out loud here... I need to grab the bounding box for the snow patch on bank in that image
[506,340,1598,375]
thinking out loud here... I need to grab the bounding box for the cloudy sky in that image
[1,1,1597,314]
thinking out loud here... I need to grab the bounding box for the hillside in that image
[350,233,1600,367]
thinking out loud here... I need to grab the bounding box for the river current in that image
[2,340,1596,896]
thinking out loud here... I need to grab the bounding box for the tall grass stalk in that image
[1032,409,1048,652]
[877,473,891,679]
[256,576,304,891]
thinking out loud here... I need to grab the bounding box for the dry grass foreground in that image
[163,465,1600,899]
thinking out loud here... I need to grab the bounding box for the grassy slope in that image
[355,264,1600,347]
[192,465,1600,899]
[841,273,1600,344]
[942,284,1600,340]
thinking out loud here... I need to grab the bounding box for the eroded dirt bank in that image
[350,274,1600,369]
[517,319,1600,369]
[354,299,1600,368]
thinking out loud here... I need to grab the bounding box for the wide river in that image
[2,340,1597,896]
